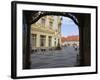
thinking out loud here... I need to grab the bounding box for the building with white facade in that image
[61,35,79,47]
[31,16,62,51]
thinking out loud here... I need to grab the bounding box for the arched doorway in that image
[23,11,91,69]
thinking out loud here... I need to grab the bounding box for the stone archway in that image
[23,11,91,69]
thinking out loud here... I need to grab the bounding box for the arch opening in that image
[23,11,91,69]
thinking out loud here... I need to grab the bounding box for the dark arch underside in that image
[23,11,79,26]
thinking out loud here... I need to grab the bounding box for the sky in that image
[61,16,79,37]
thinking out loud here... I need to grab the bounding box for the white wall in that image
[53,16,58,30]
[0,0,100,80]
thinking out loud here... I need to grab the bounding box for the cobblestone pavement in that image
[31,46,79,69]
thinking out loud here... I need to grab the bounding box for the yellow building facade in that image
[31,16,62,50]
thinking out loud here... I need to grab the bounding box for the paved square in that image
[31,46,79,69]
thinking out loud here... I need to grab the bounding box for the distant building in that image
[31,16,62,50]
[61,35,79,46]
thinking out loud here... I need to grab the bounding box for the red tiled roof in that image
[61,35,79,43]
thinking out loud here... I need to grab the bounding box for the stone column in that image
[78,14,90,66]
[52,37,54,47]
[82,15,91,66]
